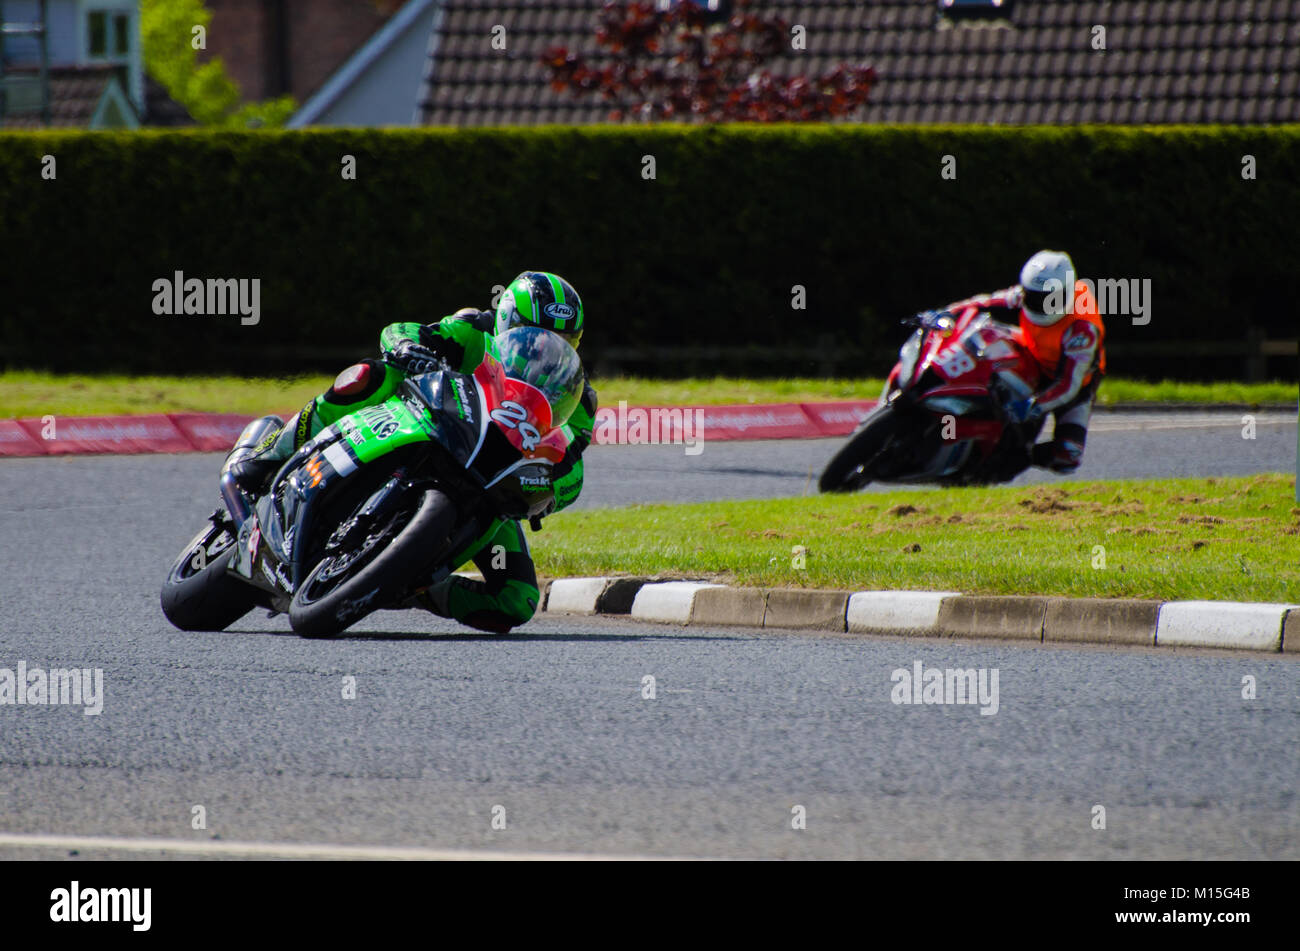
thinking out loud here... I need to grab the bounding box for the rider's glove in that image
[1003,397,1042,425]
[447,307,495,332]
[528,497,556,532]
[390,340,445,375]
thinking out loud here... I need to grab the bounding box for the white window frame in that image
[78,0,136,65]
[76,0,142,112]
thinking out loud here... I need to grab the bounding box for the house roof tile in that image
[417,0,1300,126]
[1,65,194,128]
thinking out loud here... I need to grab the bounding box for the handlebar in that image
[903,309,956,332]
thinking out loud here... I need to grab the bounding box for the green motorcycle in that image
[160,326,583,637]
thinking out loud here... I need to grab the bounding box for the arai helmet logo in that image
[543,302,576,321]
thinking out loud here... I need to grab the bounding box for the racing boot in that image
[407,576,457,617]
[222,413,297,496]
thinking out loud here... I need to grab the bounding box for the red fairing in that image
[473,358,563,462]
[884,304,1043,472]
[924,306,1039,389]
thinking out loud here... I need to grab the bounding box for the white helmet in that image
[1019,250,1076,327]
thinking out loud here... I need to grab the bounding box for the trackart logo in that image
[0,661,104,715]
[50,882,151,932]
[890,660,999,716]
[151,271,261,325]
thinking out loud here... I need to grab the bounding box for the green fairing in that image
[339,400,432,464]
[308,362,404,433]
[307,314,588,519]
[338,316,590,514]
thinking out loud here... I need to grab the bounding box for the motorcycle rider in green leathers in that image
[223,271,596,634]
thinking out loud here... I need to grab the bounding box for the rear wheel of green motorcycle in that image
[160,519,264,631]
[818,405,904,493]
[289,488,455,638]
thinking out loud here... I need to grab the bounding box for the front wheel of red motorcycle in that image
[818,405,904,493]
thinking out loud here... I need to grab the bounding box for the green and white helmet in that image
[495,271,584,348]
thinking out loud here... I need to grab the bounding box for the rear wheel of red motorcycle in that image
[818,405,904,493]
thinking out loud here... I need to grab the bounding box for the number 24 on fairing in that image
[490,400,541,450]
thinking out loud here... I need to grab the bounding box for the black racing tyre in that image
[288,488,455,638]
[818,405,905,493]
[160,520,262,631]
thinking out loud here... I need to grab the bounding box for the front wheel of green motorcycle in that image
[160,517,265,631]
[288,487,455,638]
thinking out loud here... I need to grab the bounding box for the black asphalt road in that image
[0,409,1295,859]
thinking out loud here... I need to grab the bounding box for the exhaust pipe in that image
[220,470,254,530]
[219,415,284,530]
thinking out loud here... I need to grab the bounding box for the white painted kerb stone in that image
[630,582,725,624]
[847,591,961,633]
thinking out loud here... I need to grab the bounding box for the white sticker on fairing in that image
[322,442,357,477]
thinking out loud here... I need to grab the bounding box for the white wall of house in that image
[2,0,79,64]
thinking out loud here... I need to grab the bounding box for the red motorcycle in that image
[819,306,1044,492]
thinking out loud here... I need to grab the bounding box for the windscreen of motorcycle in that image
[490,327,584,426]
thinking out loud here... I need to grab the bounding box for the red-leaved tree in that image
[542,0,876,122]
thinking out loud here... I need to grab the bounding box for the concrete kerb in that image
[763,588,851,631]
[596,578,653,614]
[540,578,1297,653]
[543,577,612,615]
[935,596,1048,642]
[1156,601,1297,652]
[691,586,767,627]
[1043,597,1160,647]
[847,590,960,635]
[630,581,726,624]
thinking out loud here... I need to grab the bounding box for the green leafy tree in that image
[141,0,295,127]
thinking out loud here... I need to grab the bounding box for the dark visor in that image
[1022,288,1055,314]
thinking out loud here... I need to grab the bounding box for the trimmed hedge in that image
[1,125,1297,378]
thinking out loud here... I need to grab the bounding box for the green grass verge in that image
[593,376,1297,408]
[0,370,333,417]
[532,474,1300,603]
[0,371,1294,417]
[1095,378,1297,406]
